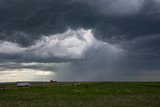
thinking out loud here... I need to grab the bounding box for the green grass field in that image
[0,82,160,107]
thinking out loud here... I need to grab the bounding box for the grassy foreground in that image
[0,82,160,107]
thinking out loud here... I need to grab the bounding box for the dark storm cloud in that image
[1,0,160,81]
[0,0,96,46]
[119,34,160,71]
[0,0,160,46]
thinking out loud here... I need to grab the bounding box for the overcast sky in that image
[0,0,160,82]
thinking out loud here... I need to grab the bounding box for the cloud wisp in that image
[85,0,145,16]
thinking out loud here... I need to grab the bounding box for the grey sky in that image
[0,0,160,81]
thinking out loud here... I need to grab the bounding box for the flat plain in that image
[0,82,160,107]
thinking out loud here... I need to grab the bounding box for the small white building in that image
[17,82,31,87]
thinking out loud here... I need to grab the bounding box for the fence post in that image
[3,85,5,91]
